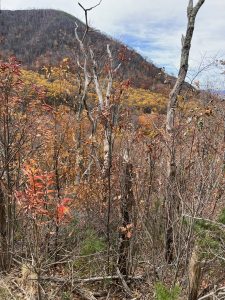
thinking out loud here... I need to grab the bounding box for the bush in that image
[155,282,181,300]
[80,229,106,256]
[73,229,106,276]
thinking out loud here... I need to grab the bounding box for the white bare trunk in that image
[165,0,205,262]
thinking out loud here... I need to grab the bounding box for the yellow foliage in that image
[124,87,168,113]
[21,69,77,100]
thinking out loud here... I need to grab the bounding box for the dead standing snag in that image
[165,0,205,263]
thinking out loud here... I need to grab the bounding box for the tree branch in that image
[166,0,205,132]
[78,0,103,42]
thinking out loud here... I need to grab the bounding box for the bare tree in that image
[165,0,205,263]
[75,1,122,275]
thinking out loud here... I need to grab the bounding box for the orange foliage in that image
[16,163,71,224]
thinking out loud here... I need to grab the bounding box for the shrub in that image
[155,282,181,300]
[80,229,106,256]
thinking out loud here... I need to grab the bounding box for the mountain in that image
[0,9,170,89]
[208,90,225,99]
[216,90,225,97]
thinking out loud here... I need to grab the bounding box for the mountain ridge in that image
[0,9,172,89]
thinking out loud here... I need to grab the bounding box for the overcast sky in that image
[2,0,225,89]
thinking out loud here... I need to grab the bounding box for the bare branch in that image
[113,63,121,73]
[90,48,104,110]
[193,0,206,14]
[75,23,86,56]
[105,44,113,107]
[78,0,102,12]
[166,0,205,132]
[78,0,103,42]
[187,0,193,15]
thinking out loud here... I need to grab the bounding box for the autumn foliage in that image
[16,163,71,223]
[0,50,224,300]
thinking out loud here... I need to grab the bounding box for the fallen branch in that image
[197,294,214,300]
[40,274,143,284]
[199,275,225,298]
[198,286,225,300]
[116,267,133,298]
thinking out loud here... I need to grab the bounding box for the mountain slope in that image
[0,9,169,89]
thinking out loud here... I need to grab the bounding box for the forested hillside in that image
[0,9,172,89]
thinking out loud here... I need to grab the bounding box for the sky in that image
[2,0,225,90]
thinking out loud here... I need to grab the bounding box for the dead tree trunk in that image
[0,184,7,270]
[118,149,134,276]
[188,246,202,300]
[165,0,205,263]
[1,90,13,271]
